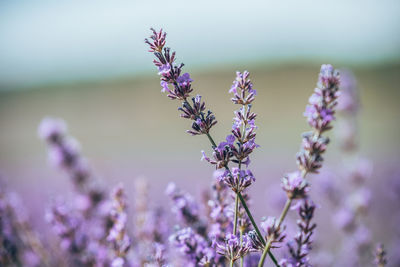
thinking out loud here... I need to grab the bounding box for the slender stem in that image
[258,170,308,266]
[240,228,244,267]
[258,198,292,267]
[205,132,217,148]
[233,192,239,235]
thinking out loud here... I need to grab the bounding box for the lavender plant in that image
[311,70,384,266]
[0,27,394,267]
[145,28,340,267]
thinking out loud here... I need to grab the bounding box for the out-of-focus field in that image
[0,63,399,241]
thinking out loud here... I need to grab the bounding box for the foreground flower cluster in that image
[0,28,391,267]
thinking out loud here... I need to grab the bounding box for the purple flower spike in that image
[283,199,316,267]
[187,111,217,136]
[282,171,309,199]
[201,141,232,169]
[38,117,67,142]
[215,234,251,262]
[304,64,340,133]
[218,167,255,193]
[165,183,204,231]
[144,28,167,52]
[146,28,217,135]
[260,217,286,248]
[169,227,214,265]
[107,184,131,262]
[229,71,256,105]
[179,95,206,120]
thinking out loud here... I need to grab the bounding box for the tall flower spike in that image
[38,117,105,209]
[286,199,316,267]
[304,64,340,133]
[169,227,214,265]
[165,183,206,235]
[229,71,257,105]
[146,28,217,135]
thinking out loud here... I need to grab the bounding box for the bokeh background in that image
[1,0,400,265]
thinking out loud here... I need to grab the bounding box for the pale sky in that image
[0,0,399,89]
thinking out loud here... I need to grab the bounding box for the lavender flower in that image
[229,71,257,105]
[145,28,217,135]
[0,184,48,266]
[259,217,286,249]
[207,178,232,240]
[134,178,168,265]
[215,233,251,262]
[201,136,234,169]
[45,202,92,265]
[169,227,214,266]
[38,117,105,210]
[107,184,131,263]
[337,69,359,114]
[165,183,205,234]
[282,171,309,199]
[216,167,255,193]
[259,65,340,266]
[144,28,166,52]
[304,64,340,133]
[229,71,259,165]
[284,199,316,267]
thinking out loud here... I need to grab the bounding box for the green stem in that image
[233,191,239,235]
[258,170,308,266]
[258,198,292,267]
[240,228,244,267]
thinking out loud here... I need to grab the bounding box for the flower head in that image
[215,234,251,262]
[282,171,309,199]
[260,217,286,248]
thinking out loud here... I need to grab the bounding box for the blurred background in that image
[1,0,400,264]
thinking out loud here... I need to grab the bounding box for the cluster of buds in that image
[229,71,257,105]
[165,183,204,232]
[285,199,316,266]
[145,28,217,135]
[201,136,234,169]
[169,227,215,265]
[207,179,231,240]
[107,185,131,265]
[216,168,255,193]
[281,171,309,199]
[38,118,89,188]
[215,234,251,262]
[229,72,259,164]
[38,118,104,209]
[45,203,87,256]
[260,217,286,249]
[296,132,329,173]
[304,64,340,133]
